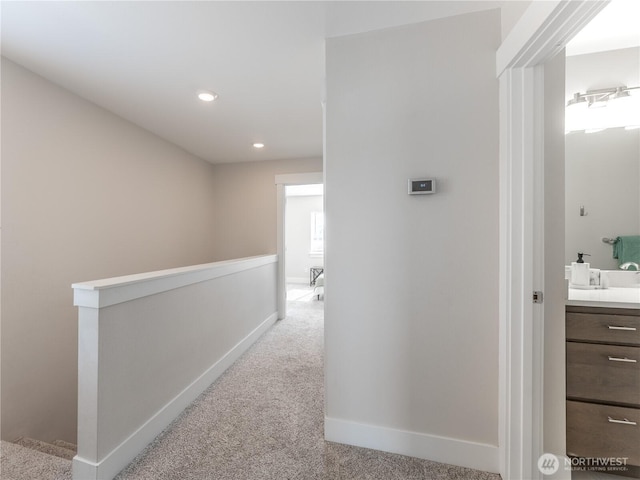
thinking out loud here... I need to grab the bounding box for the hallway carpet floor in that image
[116,300,500,480]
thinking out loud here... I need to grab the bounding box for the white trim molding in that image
[274,172,323,186]
[496,2,609,479]
[497,0,607,75]
[325,417,499,474]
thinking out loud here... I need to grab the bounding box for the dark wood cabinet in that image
[566,310,640,346]
[566,306,640,478]
[567,400,640,465]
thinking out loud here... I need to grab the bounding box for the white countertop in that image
[567,287,640,309]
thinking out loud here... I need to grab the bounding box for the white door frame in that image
[497,1,608,479]
[274,172,324,320]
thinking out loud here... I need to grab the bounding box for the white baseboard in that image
[324,416,499,474]
[73,312,278,480]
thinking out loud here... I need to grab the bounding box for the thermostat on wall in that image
[408,178,436,195]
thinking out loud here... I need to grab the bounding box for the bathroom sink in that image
[603,270,640,288]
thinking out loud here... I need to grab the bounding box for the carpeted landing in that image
[1,438,75,480]
[115,300,500,480]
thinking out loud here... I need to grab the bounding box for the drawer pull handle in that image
[608,416,637,426]
[608,325,637,331]
[608,356,637,363]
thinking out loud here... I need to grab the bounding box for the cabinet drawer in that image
[567,400,640,465]
[567,313,640,346]
[567,342,640,406]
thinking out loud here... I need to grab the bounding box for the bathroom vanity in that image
[566,286,640,478]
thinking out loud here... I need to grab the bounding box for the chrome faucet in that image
[620,262,640,271]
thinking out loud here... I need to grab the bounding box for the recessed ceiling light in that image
[253,143,265,149]
[198,91,218,102]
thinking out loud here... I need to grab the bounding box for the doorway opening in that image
[496,1,610,478]
[562,4,640,480]
[284,184,325,311]
[274,172,323,320]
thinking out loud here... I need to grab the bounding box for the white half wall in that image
[325,8,500,472]
[72,255,278,480]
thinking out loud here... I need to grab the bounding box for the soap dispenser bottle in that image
[571,252,590,287]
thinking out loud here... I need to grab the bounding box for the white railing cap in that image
[72,254,277,308]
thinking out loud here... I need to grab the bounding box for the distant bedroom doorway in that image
[285,183,324,308]
[274,172,323,319]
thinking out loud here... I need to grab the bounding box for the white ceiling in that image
[1,1,504,164]
[566,0,640,56]
[2,1,637,165]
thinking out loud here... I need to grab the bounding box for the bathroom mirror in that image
[565,46,640,270]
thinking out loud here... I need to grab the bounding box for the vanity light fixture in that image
[566,85,637,109]
[566,92,587,109]
[253,143,265,149]
[611,86,631,102]
[197,91,218,102]
[566,85,640,133]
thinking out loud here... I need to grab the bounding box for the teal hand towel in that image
[613,235,640,266]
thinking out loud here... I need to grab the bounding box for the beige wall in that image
[325,8,500,463]
[210,157,323,261]
[0,58,224,443]
[1,58,322,444]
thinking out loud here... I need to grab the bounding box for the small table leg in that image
[310,267,324,286]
